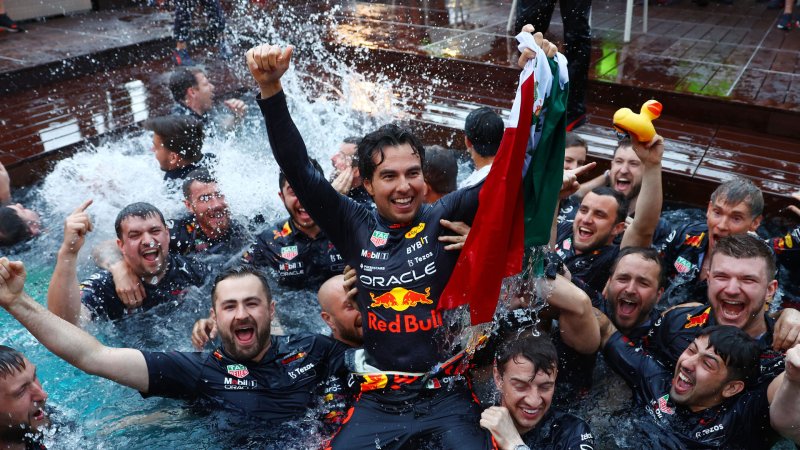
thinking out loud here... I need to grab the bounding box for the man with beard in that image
[553,134,664,296]
[0,261,349,425]
[47,201,206,324]
[658,177,800,306]
[242,159,344,288]
[169,169,249,257]
[646,233,800,386]
[600,322,800,448]
[0,346,49,450]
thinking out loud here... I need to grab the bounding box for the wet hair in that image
[143,115,204,163]
[613,136,633,156]
[168,67,204,102]
[182,168,218,200]
[586,186,629,224]
[358,124,425,181]
[709,234,776,280]
[697,325,760,384]
[565,132,588,152]
[0,207,32,247]
[211,265,273,308]
[495,334,558,377]
[114,202,167,239]
[0,345,25,379]
[710,177,764,218]
[464,107,504,157]
[610,246,667,289]
[279,158,325,191]
[423,145,458,196]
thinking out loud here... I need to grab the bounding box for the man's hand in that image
[61,199,94,255]
[223,98,247,118]
[109,261,145,310]
[773,308,800,352]
[0,258,26,308]
[785,344,800,384]
[342,265,358,299]
[246,44,294,99]
[517,25,558,69]
[630,134,664,168]
[438,219,470,251]
[331,167,354,195]
[480,406,526,450]
[560,162,597,199]
[191,316,217,350]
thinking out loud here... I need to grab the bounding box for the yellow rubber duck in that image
[612,100,663,142]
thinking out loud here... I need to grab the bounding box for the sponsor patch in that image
[226,364,249,379]
[369,287,432,311]
[674,256,693,274]
[281,245,299,260]
[657,394,674,415]
[281,352,307,365]
[405,223,426,239]
[684,307,710,329]
[370,230,389,247]
[273,221,292,240]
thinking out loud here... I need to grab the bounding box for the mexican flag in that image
[437,32,569,325]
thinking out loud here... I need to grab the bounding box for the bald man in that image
[318,275,362,348]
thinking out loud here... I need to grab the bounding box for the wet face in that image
[363,144,425,224]
[185,181,230,236]
[670,336,740,411]
[572,192,625,253]
[279,183,315,230]
[191,72,215,114]
[117,214,170,279]
[705,199,761,251]
[563,145,587,171]
[605,254,663,333]
[707,253,775,335]
[211,274,274,362]
[331,142,360,181]
[609,145,643,199]
[0,358,49,442]
[8,204,41,236]
[494,357,555,435]
[151,133,176,171]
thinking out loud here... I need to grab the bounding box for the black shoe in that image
[0,13,25,32]
[777,12,793,28]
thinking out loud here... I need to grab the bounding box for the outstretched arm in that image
[769,344,800,443]
[1,258,149,392]
[47,200,93,325]
[545,275,600,354]
[620,135,664,249]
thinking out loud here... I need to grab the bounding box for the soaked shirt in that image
[603,333,777,449]
[644,304,785,386]
[142,334,348,423]
[259,91,480,373]
[521,408,595,450]
[80,253,207,321]
[242,219,344,288]
[168,214,249,257]
[555,221,619,297]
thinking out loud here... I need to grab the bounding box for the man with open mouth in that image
[0,261,350,429]
[600,322,800,448]
[243,158,344,289]
[46,201,207,324]
[646,233,800,387]
[0,346,50,450]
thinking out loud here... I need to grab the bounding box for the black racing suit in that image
[644,304,785,386]
[142,334,348,424]
[79,253,207,321]
[258,92,492,449]
[242,218,345,288]
[555,221,619,297]
[603,332,778,449]
[168,214,249,257]
[520,408,595,449]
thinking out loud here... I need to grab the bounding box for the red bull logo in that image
[273,221,292,240]
[684,307,711,329]
[405,222,425,239]
[369,287,432,311]
[367,310,443,333]
[683,232,705,248]
[359,374,388,391]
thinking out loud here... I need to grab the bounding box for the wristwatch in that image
[513,445,531,450]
